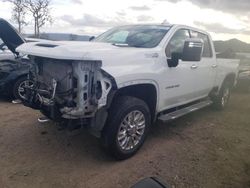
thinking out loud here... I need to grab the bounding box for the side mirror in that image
[182,38,203,61]
[89,36,95,41]
[167,52,181,68]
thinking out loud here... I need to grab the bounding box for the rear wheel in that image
[101,96,151,160]
[213,81,231,110]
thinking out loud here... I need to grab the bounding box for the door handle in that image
[212,64,218,68]
[191,65,198,69]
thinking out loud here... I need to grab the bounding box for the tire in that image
[13,76,34,100]
[213,81,231,110]
[101,96,151,160]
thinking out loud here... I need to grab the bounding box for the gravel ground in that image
[0,91,250,188]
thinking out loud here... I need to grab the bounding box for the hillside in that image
[214,39,250,53]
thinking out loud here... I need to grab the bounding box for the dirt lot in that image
[0,91,250,188]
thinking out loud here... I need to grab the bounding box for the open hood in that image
[0,18,25,55]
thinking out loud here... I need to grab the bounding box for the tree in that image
[24,0,52,37]
[3,0,27,33]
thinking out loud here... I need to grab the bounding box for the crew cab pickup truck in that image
[15,24,239,159]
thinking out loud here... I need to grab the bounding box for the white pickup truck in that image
[7,23,239,159]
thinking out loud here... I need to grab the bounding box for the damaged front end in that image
[23,56,116,134]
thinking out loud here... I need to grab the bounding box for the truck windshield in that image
[94,25,170,48]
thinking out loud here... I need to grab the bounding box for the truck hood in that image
[16,41,159,63]
[0,18,25,55]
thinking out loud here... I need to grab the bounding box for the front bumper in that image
[0,82,5,93]
[0,80,11,95]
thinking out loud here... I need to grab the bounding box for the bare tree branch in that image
[3,0,27,33]
[24,0,52,37]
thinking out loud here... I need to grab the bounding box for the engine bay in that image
[23,56,113,121]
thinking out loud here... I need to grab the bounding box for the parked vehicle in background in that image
[0,53,32,100]
[0,19,33,100]
[15,23,239,159]
[0,19,51,100]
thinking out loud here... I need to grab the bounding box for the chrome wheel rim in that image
[18,80,34,99]
[222,87,230,106]
[117,110,146,151]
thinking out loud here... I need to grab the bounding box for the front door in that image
[158,29,199,111]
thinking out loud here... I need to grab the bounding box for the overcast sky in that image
[0,0,250,42]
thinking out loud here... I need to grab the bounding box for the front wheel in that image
[101,96,151,160]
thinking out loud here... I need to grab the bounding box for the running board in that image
[158,100,213,122]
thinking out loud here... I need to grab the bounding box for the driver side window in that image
[166,29,190,57]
